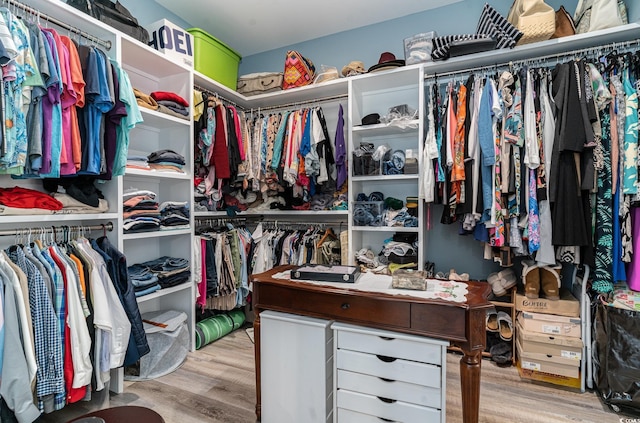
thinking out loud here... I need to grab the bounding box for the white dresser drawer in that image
[336,349,441,387]
[337,408,399,422]
[337,389,441,423]
[333,322,446,365]
[337,369,441,409]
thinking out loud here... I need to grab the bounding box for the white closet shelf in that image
[352,122,420,135]
[193,69,348,110]
[0,212,120,224]
[121,37,192,77]
[422,22,640,76]
[138,108,191,128]
[122,228,192,240]
[351,226,420,233]
[136,282,193,304]
[352,175,420,182]
[125,168,191,180]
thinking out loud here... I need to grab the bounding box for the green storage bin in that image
[187,27,241,90]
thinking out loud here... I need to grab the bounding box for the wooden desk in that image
[252,266,492,423]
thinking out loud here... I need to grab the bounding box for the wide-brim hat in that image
[341,60,366,77]
[368,51,405,73]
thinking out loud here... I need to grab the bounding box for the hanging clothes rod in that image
[425,37,640,81]
[0,222,114,237]
[6,0,112,50]
[193,84,239,108]
[253,93,348,113]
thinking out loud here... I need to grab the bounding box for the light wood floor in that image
[44,326,623,423]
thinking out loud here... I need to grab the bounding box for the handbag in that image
[507,0,556,45]
[282,50,316,90]
[574,0,628,33]
[67,0,149,44]
[551,6,576,38]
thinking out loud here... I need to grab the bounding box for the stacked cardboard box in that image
[515,289,583,388]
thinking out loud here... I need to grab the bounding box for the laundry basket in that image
[125,309,189,380]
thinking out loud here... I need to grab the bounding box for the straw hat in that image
[341,60,366,77]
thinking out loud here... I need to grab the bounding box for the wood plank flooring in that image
[43,326,623,423]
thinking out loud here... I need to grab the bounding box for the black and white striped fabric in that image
[431,3,523,61]
[476,3,523,49]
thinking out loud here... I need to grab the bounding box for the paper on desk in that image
[273,270,468,303]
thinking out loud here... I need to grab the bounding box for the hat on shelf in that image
[368,52,405,73]
[360,113,381,126]
[341,60,366,77]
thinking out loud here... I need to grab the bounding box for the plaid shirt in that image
[7,246,65,411]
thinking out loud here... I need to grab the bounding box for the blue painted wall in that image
[239,0,585,75]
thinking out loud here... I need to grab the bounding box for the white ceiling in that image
[156,0,462,56]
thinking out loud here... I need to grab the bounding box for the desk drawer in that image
[334,323,445,365]
[336,349,441,387]
[337,369,442,409]
[337,389,441,423]
[257,284,410,327]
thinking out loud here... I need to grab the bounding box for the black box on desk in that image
[291,265,361,283]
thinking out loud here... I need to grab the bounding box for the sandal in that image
[486,309,499,332]
[540,263,562,300]
[497,311,513,341]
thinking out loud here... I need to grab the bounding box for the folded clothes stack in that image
[134,88,190,120]
[159,201,190,230]
[126,155,150,170]
[151,91,190,119]
[122,188,160,233]
[128,255,191,297]
[147,149,185,173]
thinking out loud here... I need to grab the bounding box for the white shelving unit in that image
[347,65,425,269]
[117,34,195,357]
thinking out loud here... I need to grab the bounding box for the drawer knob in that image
[377,396,397,404]
[341,303,350,310]
[379,336,395,341]
[378,417,395,422]
[379,377,395,383]
[376,354,397,363]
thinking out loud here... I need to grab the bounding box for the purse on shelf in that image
[507,0,556,45]
[551,6,576,39]
[282,50,316,90]
[574,0,628,33]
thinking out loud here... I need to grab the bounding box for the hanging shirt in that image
[335,104,347,190]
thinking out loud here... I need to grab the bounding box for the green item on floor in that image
[195,309,246,350]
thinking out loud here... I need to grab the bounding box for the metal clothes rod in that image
[193,84,239,108]
[6,0,112,50]
[0,222,114,237]
[253,93,348,113]
[425,38,640,81]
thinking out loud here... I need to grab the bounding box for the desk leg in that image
[254,312,262,420]
[460,349,482,423]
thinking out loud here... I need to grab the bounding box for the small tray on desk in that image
[291,265,361,283]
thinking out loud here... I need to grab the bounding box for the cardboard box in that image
[518,311,581,338]
[146,19,194,68]
[516,338,580,379]
[517,359,582,389]
[516,320,582,361]
[515,288,580,317]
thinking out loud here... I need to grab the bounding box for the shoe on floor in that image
[540,263,562,300]
[490,340,512,365]
[486,309,499,332]
[497,311,513,341]
[522,260,540,299]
